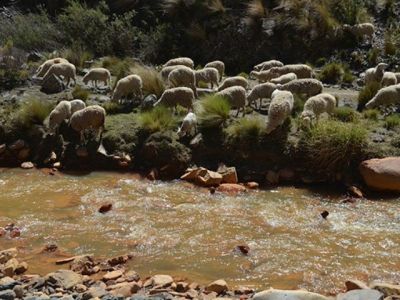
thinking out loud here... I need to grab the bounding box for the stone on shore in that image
[45,270,83,290]
[360,157,400,192]
[151,275,174,288]
[253,289,330,300]
[345,280,369,291]
[369,282,400,297]
[103,270,124,281]
[205,279,228,294]
[217,183,247,194]
[337,289,384,300]
[20,161,34,169]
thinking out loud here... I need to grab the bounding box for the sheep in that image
[270,72,298,85]
[111,74,143,103]
[300,93,337,128]
[154,87,194,111]
[257,64,314,82]
[395,73,400,83]
[168,66,197,97]
[35,58,69,77]
[70,99,86,115]
[365,84,400,109]
[42,62,76,86]
[365,63,388,85]
[343,23,375,42]
[217,76,248,91]
[279,78,323,97]
[161,65,182,81]
[163,57,194,69]
[216,86,247,117]
[247,82,277,109]
[266,90,294,134]
[254,60,284,71]
[82,68,111,88]
[195,67,220,89]
[204,60,225,78]
[48,99,86,132]
[69,105,106,142]
[177,112,197,138]
[381,72,397,87]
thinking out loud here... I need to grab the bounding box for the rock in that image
[103,270,124,281]
[40,74,65,94]
[236,245,250,255]
[0,249,17,264]
[44,152,57,164]
[266,170,279,185]
[205,279,228,294]
[345,280,369,291]
[321,210,329,219]
[13,285,24,298]
[45,270,83,290]
[27,51,43,62]
[107,255,133,266]
[9,228,20,238]
[347,186,364,198]
[82,286,108,300]
[151,275,174,288]
[110,282,141,297]
[190,133,203,148]
[99,203,112,214]
[175,282,189,293]
[124,270,140,282]
[234,286,254,295]
[70,255,96,275]
[245,182,259,189]
[20,162,34,169]
[15,262,28,274]
[146,168,158,181]
[2,258,18,277]
[142,94,157,111]
[0,289,16,300]
[0,277,17,291]
[75,284,88,293]
[196,170,223,187]
[53,162,62,169]
[17,148,30,161]
[0,144,6,155]
[278,168,296,182]
[217,165,238,184]
[76,147,89,158]
[9,140,25,151]
[360,157,400,192]
[337,289,384,300]
[370,282,400,297]
[253,289,330,300]
[217,183,247,194]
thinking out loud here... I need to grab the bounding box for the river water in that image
[0,168,399,294]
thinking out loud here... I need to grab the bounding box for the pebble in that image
[103,270,124,281]
[98,203,113,214]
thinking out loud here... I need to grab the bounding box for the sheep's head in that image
[377,63,388,71]
[365,99,375,109]
[249,71,257,79]
[82,74,89,85]
[300,110,315,129]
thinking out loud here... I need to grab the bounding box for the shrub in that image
[330,0,370,25]
[138,106,177,133]
[299,120,368,174]
[12,98,53,130]
[129,65,165,97]
[102,102,126,115]
[72,86,90,101]
[333,106,359,122]
[342,69,354,84]
[357,81,380,111]
[367,48,380,65]
[318,62,344,84]
[384,114,400,130]
[59,45,93,68]
[225,116,265,143]
[0,69,29,91]
[197,94,231,128]
[384,32,397,56]
[363,109,379,120]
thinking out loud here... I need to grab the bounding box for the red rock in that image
[217,183,247,194]
[245,182,259,189]
[345,280,369,291]
[9,228,21,238]
[236,245,250,255]
[99,203,112,214]
[147,168,158,181]
[360,157,400,192]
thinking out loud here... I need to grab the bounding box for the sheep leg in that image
[235,108,240,117]
[95,80,98,89]
[80,131,84,144]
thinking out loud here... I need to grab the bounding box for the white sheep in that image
[69,105,106,142]
[82,68,111,88]
[48,99,86,132]
[279,78,323,97]
[168,66,197,97]
[257,64,314,82]
[247,82,277,109]
[343,23,375,42]
[365,63,388,85]
[217,76,248,91]
[161,65,182,81]
[270,72,298,85]
[266,90,294,134]
[381,72,397,87]
[204,60,225,78]
[216,86,247,117]
[35,58,69,77]
[111,74,143,103]
[177,112,197,138]
[70,99,86,115]
[365,84,400,109]
[42,62,76,86]
[154,87,194,111]
[300,93,336,128]
[254,60,283,71]
[163,57,194,69]
[395,73,400,83]
[195,67,220,89]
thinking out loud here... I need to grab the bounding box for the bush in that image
[72,86,90,101]
[333,106,359,122]
[102,102,126,115]
[138,106,177,133]
[129,65,165,97]
[367,48,380,65]
[12,98,53,130]
[59,45,93,68]
[299,119,368,174]
[197,94,231,128]
[384,114,400,130]
[318,62,344,84]
[0,69,29,91]
[357,81,381,111]
[225,116,265,144]
[363,109,380,120]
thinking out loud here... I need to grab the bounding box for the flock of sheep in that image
[34,47,400,142]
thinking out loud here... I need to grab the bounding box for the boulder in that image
[40,74,65,94]
[196,170,223,187]
[20,162,34,169]
[360,157,400,192]
[369,282,400,297]
[17,148,30,161]
[0,289,16,300]
[337,289,384,300]
[45,270,83,290]
[253,289,329,300]
[151,275,174,288]
[205,279,228,294]
[217,183,247,194]
[217,165,238,184]
[345,280,369,291]
[103,270,124,281]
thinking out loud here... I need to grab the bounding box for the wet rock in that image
[9,140,25,151]
[0,248,17,264]
[45,270,83,290]
[266,170,279,185]
[360,157,400,192]
[347,186,364,198]
[42,243,58,253]
[41,74,65,94]
[217,183,247,194]
[15,262,28,275]
[2,258,18,277]
[103,270,124,281]
[217,165,238,184]
[17,148,30,161]
[370,282,400,297]
[234,286,254,295]
[70,255,96,275]
[99,203,113,214]
[151,275,174,288]
[0,289,16,300]
[146,168,158,181]
[107,255,133,267]
[321,210,329,219]
[181,167,222,187]
[337,289,384,300]
[245,182,259,189]
[20,161,34,169]
[253,289,330,300]
[346,280,369,291]
[205,279,228,294]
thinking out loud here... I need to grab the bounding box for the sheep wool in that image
[365,63,388,85]
[365,84,400,109]
[112,74,143,102]
[217,76,248,91]
[300,93,336,128]
[343,23,375,42]
[247,82,277,109]
[279,79,323,97]
[216,86,247,117]
[42,62,76,86]
[69,105,106,141]
[381,72,397,87]
[70,99,86,115]
[266,90,294,134]
[204,60,225,79]
[195,67,220,89]
[254,60,284,71]
[164,57,194,69]
[154,87,195,110]
[270,73,298,85]
[36,58,69,78]
[177,112,197,138]
[83,68,111,88]
[168,66,197,97]
[267,64,314,80]
[48,100,72,131]
[161,65,182,81]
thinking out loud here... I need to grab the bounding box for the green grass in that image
[292,94,307,117]
[12,98,53,129]
[318,62,344,84]
[197,94,231,128]
[357,81,381,111]
[102,102,126,115]
[333,106,359,123]
[384,114,400,130]
[225,116,265,143]
[138,106,177,133]
[129,65,165,97]
[363,109,380,120]
[59,45,93,68]
[72,85,90,101]
[237,72,249,79]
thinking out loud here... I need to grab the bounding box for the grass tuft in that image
[12,98,53,129]
[357,81,380,111]
[197,94,231,128]
[333,106,359,123]
[138,106,177,133]
[384,114,400,130]
[129,65,165,97]
[72,85,90,101]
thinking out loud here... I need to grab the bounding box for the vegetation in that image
[384,114,400,130]
[319,62,344,84]
[138,106,177,133]
[333,106,360,123]
[225,116,265,144]
[12,98,53,130]
[363,109,380,120]
[72,86,90,101]
[129,65,165,97]
[358,82,381,111]
[197,95,231,128]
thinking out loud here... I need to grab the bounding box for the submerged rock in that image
[360,157,400,192]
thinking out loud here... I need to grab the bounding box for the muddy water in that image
[0,168,400,294]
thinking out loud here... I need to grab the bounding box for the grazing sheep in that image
[270,72,298,85]
[42,62,76,86]
[111,74,143,103]
[365,63,388,85]
[69,105,106,142]
[266,90,294,134]
[164,57,194,69]
[195,67,220,89]
[343,23,375,42]
[247,82,277,109]
[70,99,86,115]
[161,65,182,81]
[395,73,400,83]
[250,70,274,83]
[300,93,337,128]
[365,84,400,109]
[279,79,323,97]
[82,68,111,88]
[168,66,197,97]
[381,72,397,87]
[48,99,86,132]
[36,58,69,77]
[217,76,248,91]
[154,87,194,111]
[177,112,197,138]
[254,60,283,71]
[259,64,314,82]
[216,86,247,117]
[204,60,225,78]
